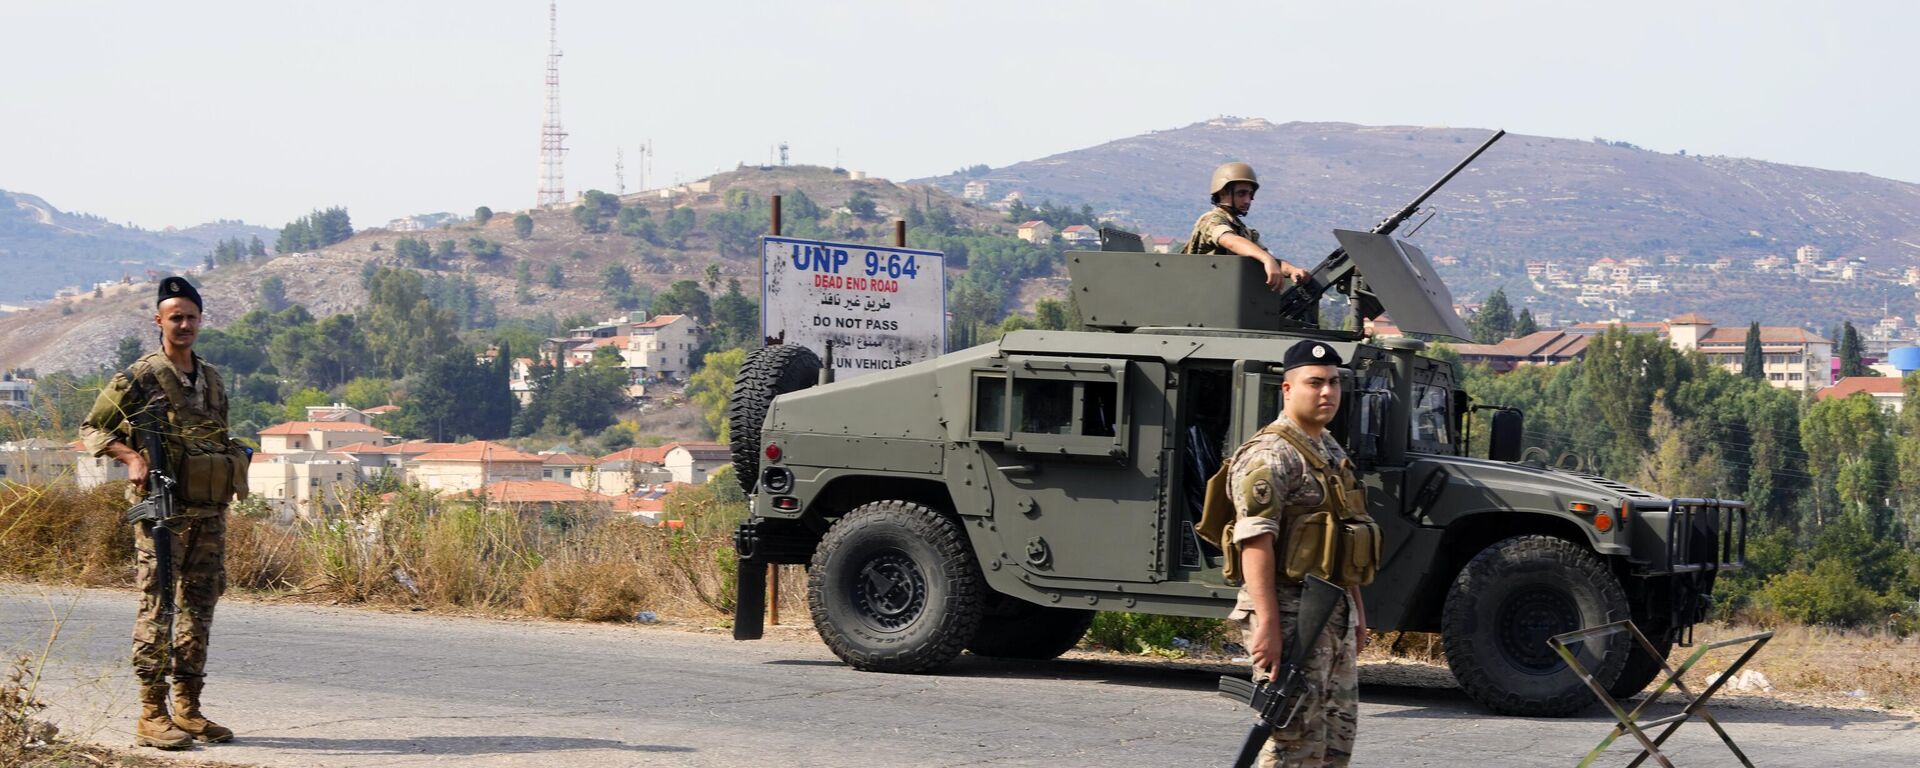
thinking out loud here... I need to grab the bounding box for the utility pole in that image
[536,0,568,208]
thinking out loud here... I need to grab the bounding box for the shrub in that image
[1087,612,1231,656]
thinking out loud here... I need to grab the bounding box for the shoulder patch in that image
[1236,456,1283,520]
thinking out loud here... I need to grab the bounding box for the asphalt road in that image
[2,585,1914,767]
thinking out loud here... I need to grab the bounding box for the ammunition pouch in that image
[179,446,246,505]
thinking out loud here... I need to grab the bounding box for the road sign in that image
[760,236,946,378]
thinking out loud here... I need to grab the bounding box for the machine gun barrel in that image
[1275,129,1505,324]
[1370,129,1505,237]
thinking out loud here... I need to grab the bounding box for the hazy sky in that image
[3,1,1913,231]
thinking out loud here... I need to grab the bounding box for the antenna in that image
[779,141,789,167]
[536,1,568,208]
[615,148,626,195]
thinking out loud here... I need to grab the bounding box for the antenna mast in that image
[536,1,568,208]
[615,148,626,195]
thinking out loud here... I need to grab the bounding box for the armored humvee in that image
[726,134,1746,717]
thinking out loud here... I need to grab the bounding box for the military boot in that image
[170,677,234,743]
[135,681,193,750]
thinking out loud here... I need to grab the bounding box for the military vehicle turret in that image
[726,132,1746,717]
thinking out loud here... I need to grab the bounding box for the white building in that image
[257,421,392,454]
[0,375,31,411]
[247,452,363,518]
[627,314,701,382]
[0,438,74,485]
[408,441,544,493]
[663,443,731,485]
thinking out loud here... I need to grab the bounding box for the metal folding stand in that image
[1549,620,1773,768]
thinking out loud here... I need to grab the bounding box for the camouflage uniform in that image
[1225,415,1359,768]
[1181,205,1261,255]
[79,351,233,686]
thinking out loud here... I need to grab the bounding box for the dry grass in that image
[1688,622,1920,711]
[0,481,743,627]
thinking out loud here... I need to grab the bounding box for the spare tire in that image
[727,344,822,494]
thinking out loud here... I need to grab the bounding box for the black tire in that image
[808,501,984,673]
[965,594,1095,660]
[726,344,821,494]
[1441,535,1631,717]
[1607,635,1674,698]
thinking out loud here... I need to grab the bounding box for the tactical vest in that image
[1196,423,1382,587]
[127,353,247,505]
[1180,206,1260,255]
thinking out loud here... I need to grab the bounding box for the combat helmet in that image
[1210,161,1259,198]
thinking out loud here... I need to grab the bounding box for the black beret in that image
[156,276,202,311]
[1282,341,1344,371]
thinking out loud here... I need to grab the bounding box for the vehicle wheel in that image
[808,501,983,673]
[965,594,1095,660]
[1442,535,1631,717]
[726,344,821,494]
[1607,635,1674,698]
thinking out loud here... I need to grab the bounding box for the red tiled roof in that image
[1017,220,1045,229]
[258,421,388,436]
[632,314,687,330]
[1062,225,1092,234]
[1817,377,1905,401]
[414,440,544,464]
[1696,327,1829,346]
[542,452,595,466]
[330,440,447,456]
[1667,313,1712,325]
[600,444,674,464]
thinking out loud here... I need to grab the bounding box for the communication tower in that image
[536,1,568,208]
[779,142,790,167]
[615,148,626,195]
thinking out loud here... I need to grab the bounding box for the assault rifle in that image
[1218,574,1347,768]
[1274,129,1505,328]
[123,406,179,673]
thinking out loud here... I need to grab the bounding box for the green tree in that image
[358,268,461,378]
[514,260,535,304]
[687,348,747,441]
[342,377,393,410]
[1637,395,1725,498]
[543,263,564,289]
[846,191,877,219]
[1468,287,1515,344]
[1579,326,1691,476]
[1513,308,1538,337]
[397,346,511,441]
[281,387,332,423]
[258,275,288,312]
[1034,298,1075,331]
[394,237,434,269]
[513,213,534,239]
[661,206,696,246]
[435,239,457,264]
[1801,393,1896,529]
[652,280,711,322]
[1742,321,1765,380]
[468,237,504,263]
[707,279,759,351]
[1895,374,1920,521]
[1838,321,1872,377]
[536,352,627,434]
[473,206,493,226]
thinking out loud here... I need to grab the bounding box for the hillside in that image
[0,166,1003,374]
[919,119,1920,328]
[0,189,276,303]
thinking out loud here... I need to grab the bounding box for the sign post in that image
[760,236,946,379]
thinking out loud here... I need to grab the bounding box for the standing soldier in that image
[81,277,245,749]
[1181,161,1310,290]
[1221,341,1380,767]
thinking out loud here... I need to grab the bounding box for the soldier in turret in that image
[80,277,243,750]
[1182,161,1310,290]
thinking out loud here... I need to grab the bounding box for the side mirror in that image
[1488,409,1524,463]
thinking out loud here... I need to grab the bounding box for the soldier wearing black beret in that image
[1220,339,1379,766]
[80,276,242,749]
